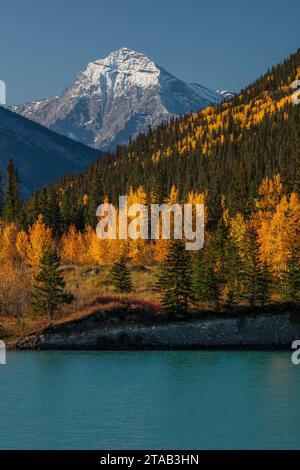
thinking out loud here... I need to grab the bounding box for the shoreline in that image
[7,301,300,351]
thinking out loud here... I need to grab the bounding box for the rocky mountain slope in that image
[0,105,99,195]
[29,49,299,220]
[11,48,232,150]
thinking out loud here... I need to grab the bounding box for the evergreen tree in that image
[279,250,300,302]
[157,240,193,316]
[21,191,40,228]
[210,217,229,296]
[3,159,22,223]
[241,224,271,307]
[47,188,61,237]
[32,247,75,319]
[60,185,76,232]
[85,170,103,227]
[40,188,61,236]
[223,237,243,307]
[111,256,133,293]
[258,261,272,307]
[192,248,219,308]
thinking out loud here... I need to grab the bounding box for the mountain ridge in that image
[11,48,232,150]
[0,105,100,195]
[22,48,299,226]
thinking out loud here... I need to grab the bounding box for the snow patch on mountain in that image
[11,48,233,150]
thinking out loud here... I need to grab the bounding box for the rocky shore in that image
[11,302,300,351]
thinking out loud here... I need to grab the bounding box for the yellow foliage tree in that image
[26,214,55,268]
[256,174,284,219]
[61,225,86,264]
[0,222,19,265]
[16,230,29,261]
[258,192,300,276]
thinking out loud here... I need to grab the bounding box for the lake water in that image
[0,351,299,449]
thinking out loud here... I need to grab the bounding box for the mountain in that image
[23,48,299,226]
[11,48,232,150]
[0,105,99,195]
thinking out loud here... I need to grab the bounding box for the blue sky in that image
[1,0,299,105]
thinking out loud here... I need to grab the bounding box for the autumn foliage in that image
[0,175,299,318]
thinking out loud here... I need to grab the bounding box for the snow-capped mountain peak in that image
[92,47,159,76]
[11,48,233,150]
[75,48,161,98]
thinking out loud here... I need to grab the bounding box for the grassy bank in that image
[0,263,160,343]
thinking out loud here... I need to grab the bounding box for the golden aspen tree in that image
[0,223,19,265]
[256,174,284,219]
[258,192,300,276]
[61,225,83,264]
[127,186,148,263]
[85,225,103,264]
[0,224,32,317]
[26,214,55,268]
[152,186,181,263]
[16,230,29,261]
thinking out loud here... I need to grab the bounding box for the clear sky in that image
[1,0,299,105]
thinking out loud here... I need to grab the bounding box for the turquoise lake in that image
[0,351,299,449]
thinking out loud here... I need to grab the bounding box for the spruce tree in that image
[111,256,133,293]
[21,191,40,228]
[60,185,76,232]
[86,170,103,227]
[47,188,61,237]
[192,248,219,308]
[223,237,243,307]
[241,224,271,307]
[32,247,75,319]
[3,159,22,223]
[210,217,229,288]
[157,240,193,316]
[258,261,272,307]
[279,250,300,302]
[208,217,231,304]
[40,188,61,236]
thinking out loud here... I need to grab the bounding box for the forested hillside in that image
[16,48,300,229]
[0,49,299,321]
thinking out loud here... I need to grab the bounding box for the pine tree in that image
[111,256,133,293]
[192,248,219,308]
[223,237,243,307]
[210,217,229,287]
[32,247,75,319]
[60,185,76,232]
[3,159,22,223]
[209,216,231,304]
[157,240,193,316]
[279,249,300,302]
[21,191,40,228]
[258,261,272,307]
[86,169,103,227]
[241,224,271,307]
[40,188,61,236]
